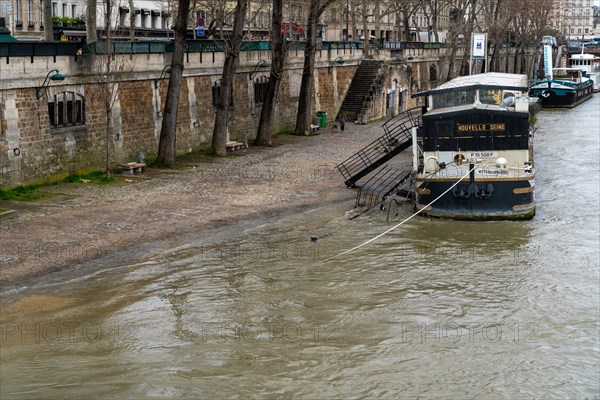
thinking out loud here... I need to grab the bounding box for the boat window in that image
[432,89,475,109]
[479,89,502,105]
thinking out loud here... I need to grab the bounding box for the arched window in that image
[254,75,269,104]
[48,91,85,128]
[429,64,437,82]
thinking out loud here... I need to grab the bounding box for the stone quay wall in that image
[0,45,533,187]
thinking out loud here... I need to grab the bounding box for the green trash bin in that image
[316,111,327,128]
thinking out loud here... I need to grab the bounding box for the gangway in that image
[336,108,421,188]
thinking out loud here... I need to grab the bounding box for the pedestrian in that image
[338,111,347,132]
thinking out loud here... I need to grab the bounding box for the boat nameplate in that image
[476,168,510,176]
[468,151,498,158]
[457,123,505,132]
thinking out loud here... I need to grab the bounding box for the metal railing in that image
[336,108,421,187]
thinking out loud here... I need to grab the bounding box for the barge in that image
[412,73,536,220]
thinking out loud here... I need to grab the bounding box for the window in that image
[119,7,128,26]
[254,75,269,104]
[62,3,66,17]
[71,4,75,18]
[47,92,85,128]
[212,80,234,109]
[52,2,57,16]
[16,0,21,23]
[39,0,43,26]
[27,0,32,23]
[429,64,437,81]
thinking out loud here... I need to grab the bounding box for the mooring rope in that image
[319,163,479,263]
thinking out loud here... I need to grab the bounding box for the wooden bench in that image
[117,162,146,174]
[311,124,320,132]
[226,141,245,152]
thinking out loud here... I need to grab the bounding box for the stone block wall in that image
[0,59,357,187]
[1,46,489,187]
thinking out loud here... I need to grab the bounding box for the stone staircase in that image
[337,59,385,122]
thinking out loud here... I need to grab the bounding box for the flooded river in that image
[1,96,599,398]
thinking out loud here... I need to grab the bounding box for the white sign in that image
[543,45,553,80]
[472,33,487,59]
[468,151,498,158]
[439,169,468,177]
[476,168,509,176]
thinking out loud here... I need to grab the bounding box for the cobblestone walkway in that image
[0,120,396,285]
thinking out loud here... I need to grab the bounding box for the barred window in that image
[254,75,269,104]
[48,91,85,128]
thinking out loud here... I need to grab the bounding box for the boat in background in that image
[568,45,600,93]
[529,68,594,107]
[529,44,595,107]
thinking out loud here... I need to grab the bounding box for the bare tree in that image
[294,0,337,136]
[395,0,420,41]
[211,0,248,156]
[156,0,192,167]
[439,0,476,81]
[422,0,445,42]
[91,0,131,176]
[254,0,285,146]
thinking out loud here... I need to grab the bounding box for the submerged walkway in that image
[0,120,404,286]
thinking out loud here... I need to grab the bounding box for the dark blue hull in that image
[415,179,535,220]
[529,80,594,108]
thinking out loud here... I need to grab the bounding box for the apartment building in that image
[2,0,172,40]
[552,0,596,39]
[1,0,451,43]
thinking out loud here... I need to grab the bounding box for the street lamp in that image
[328,56,346,73]
[154,65,172,89]
[249,60,269,80]
[36,69,65,99]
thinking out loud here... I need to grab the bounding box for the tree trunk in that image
[129,0,135,41]
[43,0,52,40]
[294,3,318,136]
[156,0,191,167]
[361,0,370,56]
[294,0,337,136]
[86,0,97,43]
[254,0,284,146]
[104,0,113,177]
[211,0,248,156]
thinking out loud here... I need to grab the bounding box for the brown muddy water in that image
[1,96,599,398]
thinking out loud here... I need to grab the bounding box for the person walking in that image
[338,111,347,132]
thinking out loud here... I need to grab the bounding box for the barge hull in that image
[415,180,535,220]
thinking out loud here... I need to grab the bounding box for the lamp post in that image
[36,69,65,99]
[154,65,172,89]
[328,56,346,73]
[249,60,269,80]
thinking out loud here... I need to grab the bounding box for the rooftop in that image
[414,73,529,97]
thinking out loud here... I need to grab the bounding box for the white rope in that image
[320,163,479,263]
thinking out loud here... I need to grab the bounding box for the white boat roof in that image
[571,53,598,59]
[413,73,529,98]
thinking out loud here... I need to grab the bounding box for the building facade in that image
[552,0,596,40]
